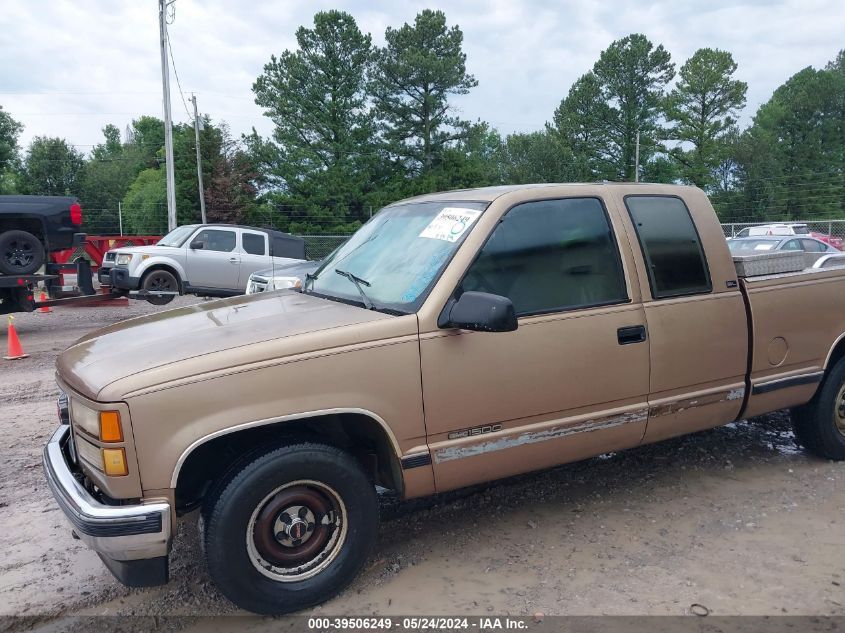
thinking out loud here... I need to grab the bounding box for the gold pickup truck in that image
[43,183,845,614]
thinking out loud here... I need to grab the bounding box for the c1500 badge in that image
[448,423,503,440]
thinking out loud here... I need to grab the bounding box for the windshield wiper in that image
[335,269,374,310]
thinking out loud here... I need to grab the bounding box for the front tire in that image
[791,357,845,460]
[203,443,378,614]
[141,269,178,305]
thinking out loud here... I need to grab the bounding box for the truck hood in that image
[57,291,407,401]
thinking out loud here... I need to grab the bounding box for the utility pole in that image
[158,0,178,232]
[118,201,123,236]
[191,94,207,224]
[634,130,640,183]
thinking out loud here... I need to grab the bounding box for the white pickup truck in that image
[100,224,306,304]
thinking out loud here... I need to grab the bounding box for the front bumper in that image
[42,425,171,586]
[97,265,113,285]
[108,267,141,291]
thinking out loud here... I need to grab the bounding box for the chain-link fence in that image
[720,220,845,242]
[48,234,352,265]
[50,220,845,267]
[301,235,350,260]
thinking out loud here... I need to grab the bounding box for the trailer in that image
[0,259,174,315]
[0,273,47,314]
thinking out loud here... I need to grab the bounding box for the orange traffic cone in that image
[4,316,29,360]
[38,290,52,313]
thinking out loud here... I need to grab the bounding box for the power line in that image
[166,24,193,121]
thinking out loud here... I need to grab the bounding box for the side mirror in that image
[441,291,518,333]
[190,240,204,250]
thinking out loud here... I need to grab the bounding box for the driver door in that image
[419,196,650,492]
[185,227,240,290]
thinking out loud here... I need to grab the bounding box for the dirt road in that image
[1,298,844,626]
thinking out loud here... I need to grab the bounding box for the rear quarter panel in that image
[742,267,845,417]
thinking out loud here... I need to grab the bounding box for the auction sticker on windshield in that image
[419,207,482,243]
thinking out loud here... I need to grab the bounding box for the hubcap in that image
[246,480,347,582]
[836,384,845,435]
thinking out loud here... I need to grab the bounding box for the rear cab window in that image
[625,195,711,299]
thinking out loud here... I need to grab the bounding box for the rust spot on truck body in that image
[648,387,745,418]
[433,408,648,464]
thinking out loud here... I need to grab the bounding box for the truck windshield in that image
[305,201,488,313]
[157,225,198,247]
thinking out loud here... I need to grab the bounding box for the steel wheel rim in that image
[148,273,174,292]
[4,240,35,269]
[836,383,845,435]
[246,480,347,582]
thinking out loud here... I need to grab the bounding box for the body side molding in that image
[751,371,824,395]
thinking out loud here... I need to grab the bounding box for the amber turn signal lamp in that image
[99,411,123,442]
[102,448,128,476]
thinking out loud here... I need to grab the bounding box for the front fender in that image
[131,257,188,286]
[118,325,428,495]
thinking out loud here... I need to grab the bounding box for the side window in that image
[782,239,802,251]
[801,239,824,252]
[460,197,628,316]
[194,229,235,253]
[625,196,711,299]
[242,232,266,256]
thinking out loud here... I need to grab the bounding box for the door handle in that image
[617,325,647,345]
[228,257,238,264]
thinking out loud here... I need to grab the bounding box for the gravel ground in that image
[1,296,844,631]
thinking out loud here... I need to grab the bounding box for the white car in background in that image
[735,223,842,249]
[102,224,306,304]
[245,258,322,294]
[735,223,810,237]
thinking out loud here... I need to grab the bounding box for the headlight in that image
[115,253,133,266]
[269,277,302,291]
[70,399,124,442]
[70,400,100,437]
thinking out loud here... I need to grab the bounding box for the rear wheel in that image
[0,230,45,275]
[141,269,178,305]
[203,443,378,614]
[791,356,845,460]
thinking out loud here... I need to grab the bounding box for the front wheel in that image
[203,443,378,614]
[791,356,845,460]
[141,269,178,305]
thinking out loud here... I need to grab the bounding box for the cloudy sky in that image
[2,0,844,155]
